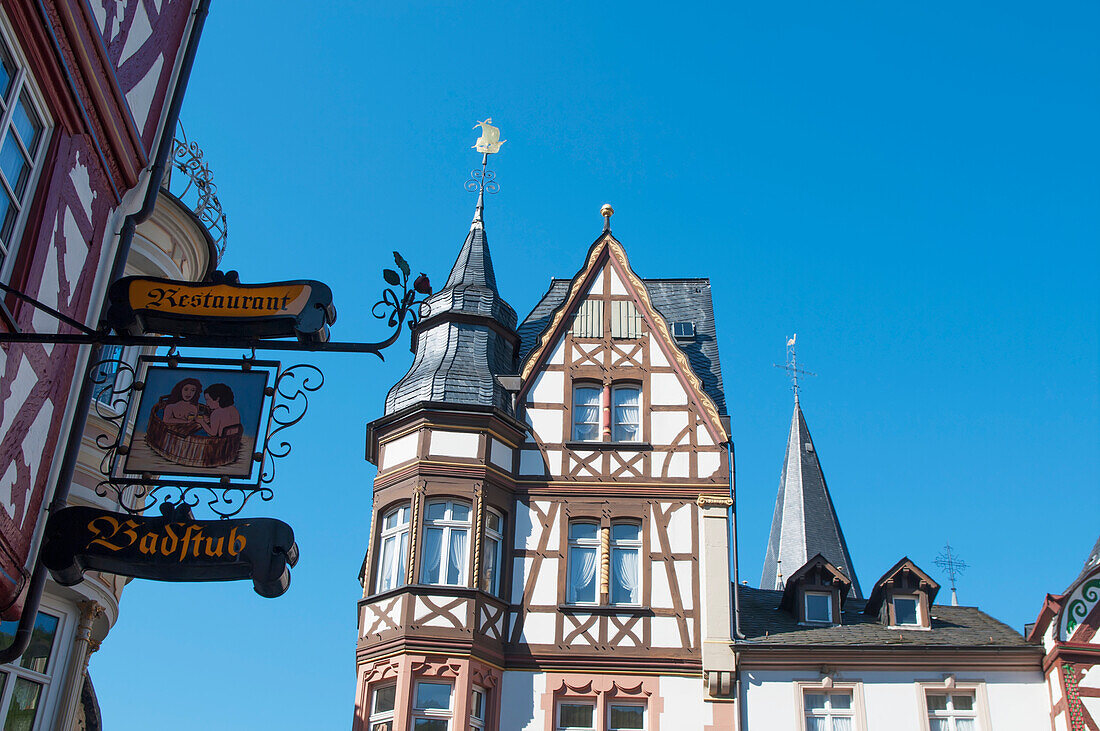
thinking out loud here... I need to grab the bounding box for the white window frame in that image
[566,521,600,605]
[482,509,503,595]
[556,699,597,731]
[470,685,486,731]
[607,702,646,731]
[804,590,833,624]
[891,594,922,627]
[609,521,641,606]
[0,11,52,284]
[375,504,411,593]
[610,385,641,443]
[411,680,453,730]
[0,598,74,731]
[916,681,991,731]
[792,681,867,731]
[367,683,396,731]
[419,500,471,587]
[572,385,602,442]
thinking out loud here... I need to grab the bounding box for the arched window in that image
[572,385,601,442]
[483,509,504,595]
[567,521,599,604]
[420,500,471,586]
[375,505,410,593]
[610,521,641,605]
[611,385,640,442]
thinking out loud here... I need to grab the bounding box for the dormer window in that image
[804,591,833,623]
[863,557,940,630]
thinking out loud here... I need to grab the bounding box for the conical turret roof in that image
[760,399,862,598]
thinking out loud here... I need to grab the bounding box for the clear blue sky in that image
[90,2,1099,728]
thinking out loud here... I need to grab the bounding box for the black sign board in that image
[107,271,337,343]
[42,506,299,598]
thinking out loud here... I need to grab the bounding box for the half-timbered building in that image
[357,203,737,730]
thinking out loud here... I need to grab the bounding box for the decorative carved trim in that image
[696,494,733,508]
[472,482,484,591]
[407,480,426,584]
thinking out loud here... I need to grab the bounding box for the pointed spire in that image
[761,400,862,598]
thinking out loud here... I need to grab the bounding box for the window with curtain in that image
[556,701,596,731]
[567,522,599,604]
[803,691,853,731]
[412,681,452,731]
[420,500,471,586]
[483,509,503,595]
[926,692,977,731]
[0,610,63,730]
[608,704,645,731]
[368,684,396,731]
[610,522,641,605]
[572,386,601,442]
[611,386,640,442]
[0,27,49,282]
[375,505,410,593]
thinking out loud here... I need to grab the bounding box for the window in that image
[412,681,452,731]
[482,510,503,595]
[609,522,641,605]
[470,686,486,731]
[572,386,601,442]
[0,611,61,729]
[608,704,644,730]
[0,26,48,281]
[611,386,640,442]
[892,595,920,626]
[420,500,471,586]
[926,692,977,731]
[567,522,599,604]
[557,701,596,731]
[804,591,832,623]
[375,505,410,593]
[610,300,642,338]
[368,684,396,731]
[572,299,603,338]
[803,690,853,731]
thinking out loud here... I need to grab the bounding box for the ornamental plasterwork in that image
[1062,569,1100,641]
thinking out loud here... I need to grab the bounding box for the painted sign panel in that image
[41,506,298,598]
[122,365,269,479]
[106,274,337,342]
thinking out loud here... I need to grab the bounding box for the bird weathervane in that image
[773,333,816,401]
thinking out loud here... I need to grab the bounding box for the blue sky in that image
[89,2,1098,728]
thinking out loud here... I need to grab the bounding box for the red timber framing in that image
[0,0,196,616]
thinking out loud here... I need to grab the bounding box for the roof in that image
[1071,535,1100,591]
[737,585,1034,649]
[863,557,940,615]
[760,400,862,598]
[516,277,727,414]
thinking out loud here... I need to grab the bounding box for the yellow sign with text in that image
[128,281,312,319]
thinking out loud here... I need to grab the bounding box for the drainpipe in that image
[0,0,211,663]
[728,440,745,640]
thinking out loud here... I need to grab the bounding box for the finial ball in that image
[601,204,614,219]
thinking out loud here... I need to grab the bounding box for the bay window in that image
[0,610,62,729]
[609,522,641,605]
[413,681,452,731]
[611,386,640,442]
[470,686,486,731]
[572,386,601,442]
[482,509,503,595]
[375,504,410,593]
[420,500,471,586]
[368,684,396,731]
[567,521,599,604]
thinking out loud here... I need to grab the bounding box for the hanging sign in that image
[41,506,299,598]
[121,363,271,480]
[107,271,337,342]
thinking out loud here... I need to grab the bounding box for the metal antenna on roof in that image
[773,333,816,402]
[466,119,505,226]
[935,542,968,606]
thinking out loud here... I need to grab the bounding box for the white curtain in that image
[447,528,467,584]
[570,546,597,602]
[614,388,640,441]
[805,718,826,731]
[422,528,443,584]
[954,720,975,731]
[395,530,408,587]
[377,536,396,592]
[484,536,499,592]
[832,717,853,731]
[613,547,639,603]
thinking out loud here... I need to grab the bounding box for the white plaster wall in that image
[652,616,681,648]
[651,372,688,406]
[500,671,546,731]
[525,408,562,444]
[588,267,605,296]
[649,333,670,367]
[659,676,713,729]
[608,265,627,295]
[528,370,564,404]
[667,452,689,477]
[666,504,693,553]
[698,451,722,479]
[428,430,480,458]
[380,431,418,470]
[490,437,513,471]
[548,337,566,364]
[518,448,546,476]
[519,611,555,645]
[984,671,1051,730]
[530,558,558,606]
[651,411,688,446]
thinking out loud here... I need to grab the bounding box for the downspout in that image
[0,0,211,663]
[728,440,745,640]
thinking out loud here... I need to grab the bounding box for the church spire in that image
[761,340,862,598]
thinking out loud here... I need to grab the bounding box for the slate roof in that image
[761,400,862,598]
[516,278,727,414]
[1072,534,1100,590]
[384,220,518,416]
[737,585,1034,649]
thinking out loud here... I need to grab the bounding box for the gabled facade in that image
[1027,535,1100,731]
[355,212,737,730]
